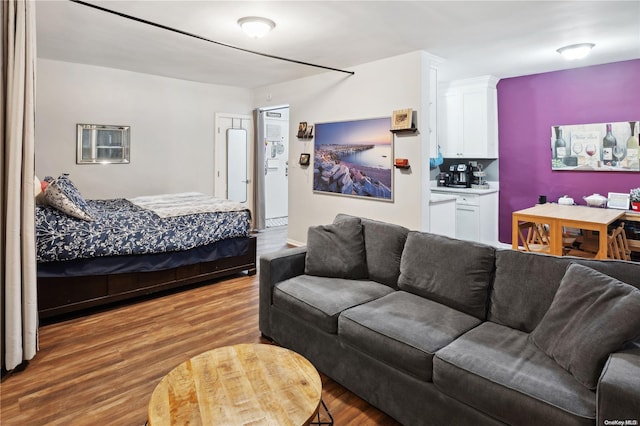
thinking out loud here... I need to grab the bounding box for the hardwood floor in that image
[1,226,400,425]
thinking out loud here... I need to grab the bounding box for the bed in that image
[36,183,256,320]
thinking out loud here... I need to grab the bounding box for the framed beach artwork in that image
[550,121,639,172]
[313,117,393,201]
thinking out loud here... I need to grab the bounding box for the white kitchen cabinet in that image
[431,188,499,246]
[429,193,457,238]
[438,76,499,159]
[456,203,480,241]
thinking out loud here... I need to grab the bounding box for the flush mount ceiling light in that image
[238,16,276,38]
[556,43,595,60]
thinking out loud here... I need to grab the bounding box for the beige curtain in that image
[1,0,38,372]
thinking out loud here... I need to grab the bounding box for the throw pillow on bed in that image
[529,263,640,389]
[305,217,368,279]
[44,174,95,221]
[34,175,48,206]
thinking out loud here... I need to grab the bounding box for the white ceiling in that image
[36,1,640,88]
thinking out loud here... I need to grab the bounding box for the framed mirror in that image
[77,124,130,164]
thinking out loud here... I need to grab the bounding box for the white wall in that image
[253,51,436,244]
[36,59,253,199]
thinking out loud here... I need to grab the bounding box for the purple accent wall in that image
[497,59,640,244]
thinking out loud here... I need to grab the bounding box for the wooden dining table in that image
[512,204,626,259]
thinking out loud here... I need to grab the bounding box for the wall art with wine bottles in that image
[551,121,640,172]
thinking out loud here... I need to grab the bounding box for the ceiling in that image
[36,1,640,88]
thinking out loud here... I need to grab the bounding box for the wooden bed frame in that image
[37,236,257,320]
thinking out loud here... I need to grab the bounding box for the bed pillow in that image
[34,175,51,205]
[34,175,41,197]
[304,217,368,279]
[34,175,46,205]
[529,263,640,389]
[44,174,94,221]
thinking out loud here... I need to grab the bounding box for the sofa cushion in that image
[305,217,368,279]
[397,232,495,319]
[339,291,481,382]
[489,250,640,333]
[335,214,409,288]
[529,264,640,389]
[433,322,596,426]
[273,275,394,334]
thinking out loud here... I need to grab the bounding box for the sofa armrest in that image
[597,344,640,425]
[259,246,307,338]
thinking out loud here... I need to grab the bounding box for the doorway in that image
[255,106,289,230]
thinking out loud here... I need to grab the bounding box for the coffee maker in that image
[448,163,472,188]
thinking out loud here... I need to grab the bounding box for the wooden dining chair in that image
[566,223,630,260]
[607,223,631,261]
[517,222,550,253]
[573,230,599,254]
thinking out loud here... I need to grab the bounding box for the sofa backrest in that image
[334,213,409,289]
[397,231,496,320]
[489,249,640,333]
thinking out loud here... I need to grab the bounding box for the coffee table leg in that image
[310,399,334,426]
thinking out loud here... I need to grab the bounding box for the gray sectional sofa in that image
[259,214,640,426]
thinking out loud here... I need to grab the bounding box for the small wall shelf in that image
[394,158,410,169]
[390,127,418,135]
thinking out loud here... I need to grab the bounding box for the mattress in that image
[37,237,250,278]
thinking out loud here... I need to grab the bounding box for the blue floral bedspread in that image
[36,198,251,263]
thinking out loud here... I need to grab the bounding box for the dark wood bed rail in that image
[37,236,257,320]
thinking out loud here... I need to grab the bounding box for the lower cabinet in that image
[431,189,498,246]
[429,194,457,238]
[456,203,480,242]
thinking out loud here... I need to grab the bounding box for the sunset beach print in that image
[313,117,392,200]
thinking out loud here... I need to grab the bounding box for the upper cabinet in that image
[438,76,499,159]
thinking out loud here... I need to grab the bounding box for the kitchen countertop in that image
[430,193,458,204]
[431,186,499,195]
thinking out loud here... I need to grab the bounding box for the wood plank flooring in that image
[1,227,400,425]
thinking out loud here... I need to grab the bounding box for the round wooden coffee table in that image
[147,343,322,426]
